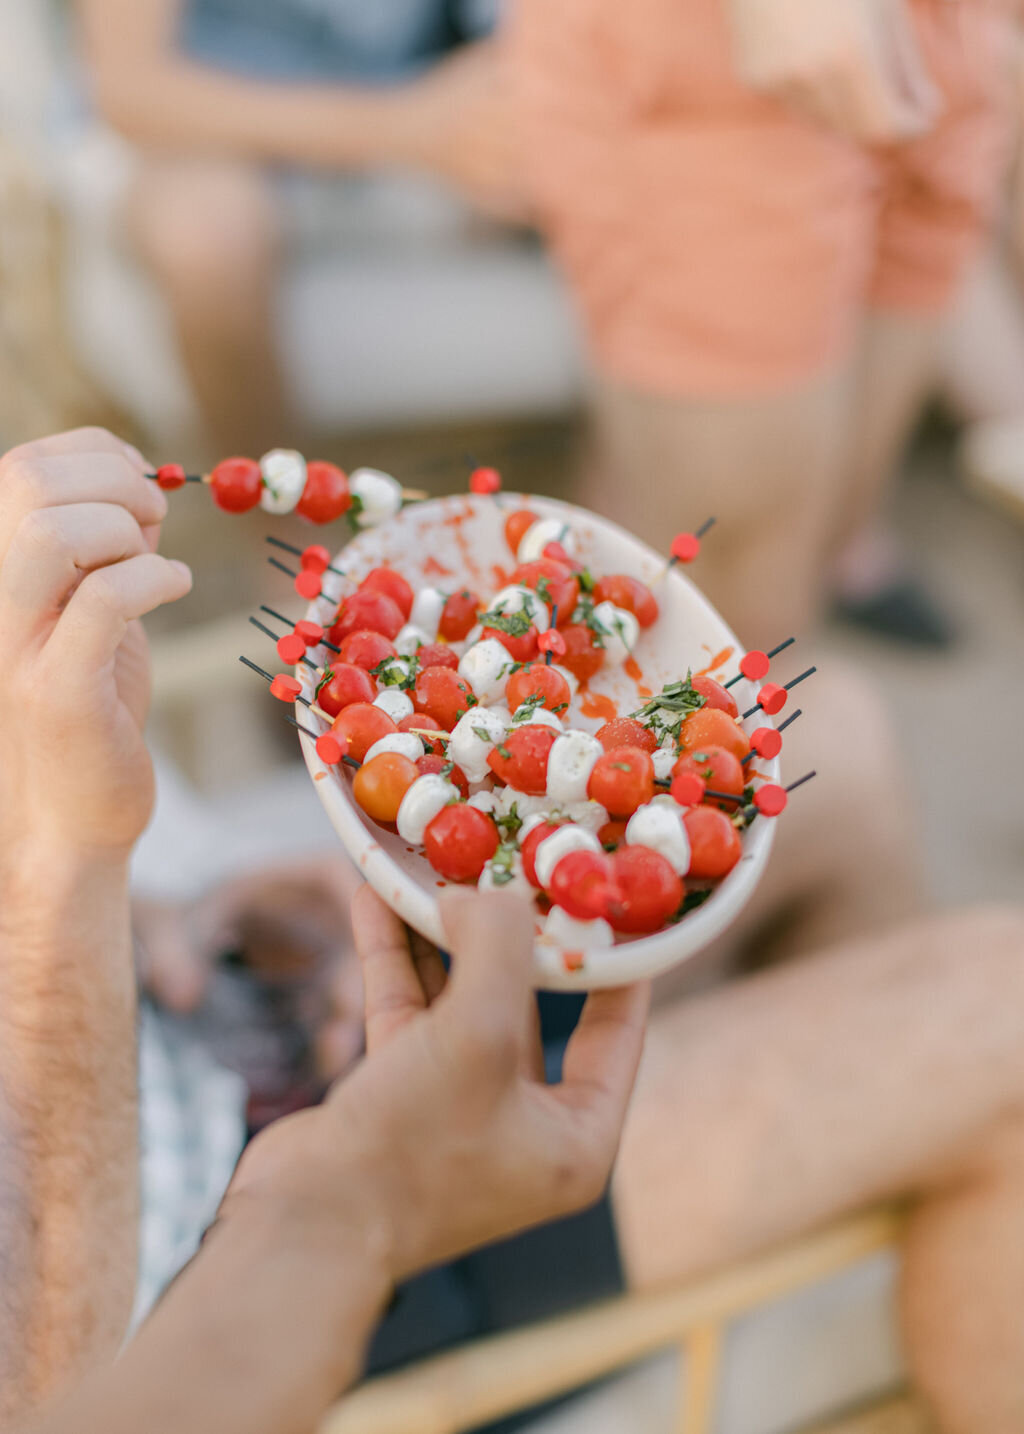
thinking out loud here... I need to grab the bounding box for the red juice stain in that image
[443,503,482,584]
[580,688,618,722]
[696,646,734,677]
[314,772,327,782]
[423,555,453,578]
[435,880,447,888]
[623,655,652,699]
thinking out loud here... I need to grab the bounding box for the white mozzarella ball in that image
[259,449,307,515]
[593,601,640,666]
[488,704,514,729]
[546,730,603,806]
[535,824,601,890]
[512,705,562,733]
[373,687,414,723]
[449,707,508,783]
[410,586,445,640]
[349,467,403,528]
[458,639,513,705]
[554,800,608,833]
[395,623,429,657]
[498,791,550,824]
[539,905,614,954]
[468,790,501,817]
[487,584,550,633]
[652,746,677,781]
[363,733,424,766]
[516,518,580,566]
[396,774,457,845]
[478,851,531,898]
[625,802,691,876]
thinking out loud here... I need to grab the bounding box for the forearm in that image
[0,846,138,1419]
[89,54,418,172]
[27,1191,391,1434]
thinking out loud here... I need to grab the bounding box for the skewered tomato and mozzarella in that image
[299,536,785,963]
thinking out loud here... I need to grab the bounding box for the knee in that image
[126,163,279,299]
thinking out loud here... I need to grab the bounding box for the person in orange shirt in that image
[509,0,1016,647]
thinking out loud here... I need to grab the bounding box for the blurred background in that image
[1,2,1023,1432]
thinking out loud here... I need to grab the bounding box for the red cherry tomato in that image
[316,662,377,718]
[683,806,743,880]
[439,589,480,642]
[353,752,419,825]
[596,717,658,754]
[505,662,571,715]
[558,623,606,684]
[416,642,460,671]
[592,575,659,629]
[359,566,414,620]
[587,747,656,819]
[329,590,405,644]
[607,846,684,934]
[487,724,558,795]
[209,457,261,513]
[678,707,750,763]
[296,461,350,523]
[511,559,580,626]
[423,804,499,883]
[400,712,446,755]
[330,703,397,763]
[671,745,745,810]
[548,849,622,921]
[691,674,738,718]
[520,820,564,886]
[481,624,540,664]
[416,753,470,799]
[504,509,537,556]
[597,818,628,850]
[337,629,397,672]
[413,666,476,730]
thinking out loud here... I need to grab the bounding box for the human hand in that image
[135,854,365,1080]
[227,886,649,1283]
[392,41,528,221]
[729,0,941,143]
[0,428,191,862]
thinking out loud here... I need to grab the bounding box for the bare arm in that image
[0,429,191,1418]
[81,0,444,169]
[76,0,525,214]
[0,852,137,1420]
[20,886,648,1434]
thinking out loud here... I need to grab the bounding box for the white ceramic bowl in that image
[297,493,779,990]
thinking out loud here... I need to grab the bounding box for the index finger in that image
[352,885,431,1053]
[9,427,146,464]
[558,982,651,1132]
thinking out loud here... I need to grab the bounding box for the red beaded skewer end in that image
[753,784,787,817]
[725,638,796,690]
[155,463,188,491]
[469,466,502,496]
[742,666,817,721]
[301,544,331,574]
[749,726,783,760]
[276,632,307,666]
[670,772,706,807]
[270,673,302,703]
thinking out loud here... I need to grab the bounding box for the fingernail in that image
[169,559,193,587]
[149,486,169,518]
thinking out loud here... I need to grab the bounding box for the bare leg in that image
[123,157,288,454]
[586,367,851,649]
[936,247,1024,423]
[829,310,942,556]
[614,903,1024,1433]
